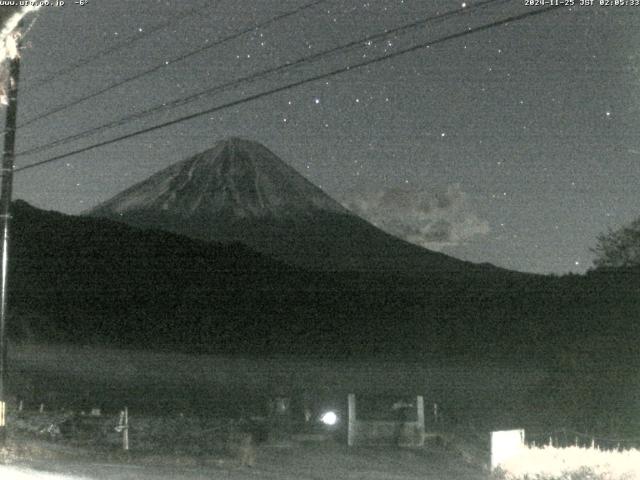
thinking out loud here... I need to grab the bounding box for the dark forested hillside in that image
[6,200,640,360]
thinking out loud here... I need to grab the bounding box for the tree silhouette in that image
[592,218,640,268]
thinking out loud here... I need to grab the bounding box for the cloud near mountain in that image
[342,184,490,251]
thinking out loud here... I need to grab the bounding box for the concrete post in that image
[347,393,356,447]
[416,395,425,445]
[123,407,129,451]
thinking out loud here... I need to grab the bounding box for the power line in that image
[18,0,329,129]
[24,2,215,90]
[15,5,562,174]
[17,0,508,158]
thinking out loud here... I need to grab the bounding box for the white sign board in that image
[491,429,525,471]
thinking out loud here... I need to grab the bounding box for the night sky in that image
[6,0,640,274]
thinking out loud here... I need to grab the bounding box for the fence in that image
[5,396,317,457]
[525,428,640,451]
[8,403,129,451]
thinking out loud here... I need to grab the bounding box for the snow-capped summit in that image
[89,137,348,220]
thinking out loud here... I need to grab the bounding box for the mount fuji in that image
[87,137,490,275]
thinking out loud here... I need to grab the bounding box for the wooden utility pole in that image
[0,27,22,445]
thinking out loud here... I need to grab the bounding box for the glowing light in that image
[0,6,40,105]
[0,6,40,60]
[320,411,338,426]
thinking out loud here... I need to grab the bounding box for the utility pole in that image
[0,26,22,445]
